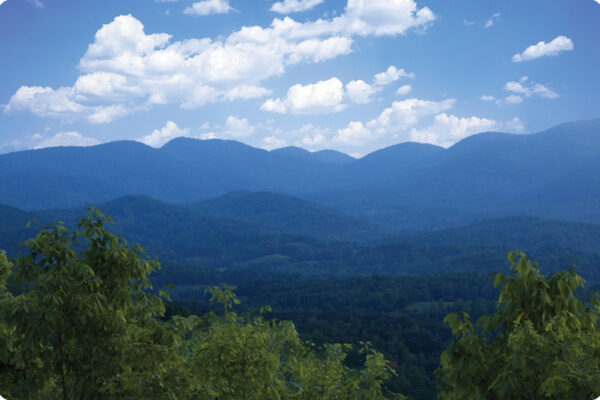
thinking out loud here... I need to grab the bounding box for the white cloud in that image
[512,35,573,62]
[504,117,525,133]
[262,65,412,113]
[184,0,232,16]
[409,114,526,147]
[502,77,559,104]
[485,12,500,28]
[346,80,375,104]
[262,135,287,150]
[530,83,559,99]
[333,97,455,145]
[261,98,288,114]
[0,0,9,6]
[410,113,500,147]
[222,115,255,138]
[261,77,346,114]
[3,131,101,153]
[504,95,523,105]
[88,105,130,124]
[373,66,414,86]
[35,131,99,149]
[137,121,191,147]
[6,3,435,123]
[5,86,86,119]
[396,84,412,96]
[480,95,495,102]
[271,0,323,14]
[300,132,327,146]
[334,121,374,146]
[223,85,272,101]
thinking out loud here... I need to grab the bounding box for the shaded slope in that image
[191,191,390,242]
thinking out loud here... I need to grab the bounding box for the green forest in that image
[1,209,599,399]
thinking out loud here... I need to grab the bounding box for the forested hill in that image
[3,197,600,283]
[189,191,389,241]
[1,118,599,231]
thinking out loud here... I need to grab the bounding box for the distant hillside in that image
[0,204,36,255]
[313,118,600,229]
[191,191,389,242]
[270,146,355,165]
[1,118,600,230]
[2,200,600,282]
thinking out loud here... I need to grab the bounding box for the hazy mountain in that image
[191,191,389,241]
[313,118,600,229]
[270,146,355,165]
[1,118,599,230]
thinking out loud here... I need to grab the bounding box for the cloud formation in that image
[271,0,323,14]
[262,78,346,114]
[501,76,559,105]
[5,1,434,123]
[137,121,191,147]
[512,35,573,62]
[2,131,100,152]
[262,65,413,114]
[333,97,455,145]
[184,0,232,16]
[484,12,500,28]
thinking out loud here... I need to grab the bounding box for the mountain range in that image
[1,118,599,230]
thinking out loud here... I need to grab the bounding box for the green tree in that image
[0,209,406,399]
[436,251,600,400]
[191,286,404,400]
[0,208,187,399]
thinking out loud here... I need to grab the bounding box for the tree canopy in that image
[0,208,404,399]
[436,251,600,399]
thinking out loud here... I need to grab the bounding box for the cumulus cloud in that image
[0,0,9,6]
[2,131,100,153]
[410,114,525,147]
[262,135,287,150]
[373,66,414,86]
[504,94,523,105]
[221,115,256,138]
[35,131,99,148]
[501,76,559,104]
[261,77,346,114]
[271,0,323,14]
[346,80,375,104]
[333,97,455,145]
[137,121,191,147]
[223,85,272,101]
[410,114,499,147]
[262,65,412,114]
[5,2,434,123]
[480,95,495,102]
[184,0,232,16]
[512,35,573,62]
[396,84,412,96]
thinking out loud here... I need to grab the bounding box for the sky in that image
[0,0,599,157]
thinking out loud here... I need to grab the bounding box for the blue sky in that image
[1,0,598,156]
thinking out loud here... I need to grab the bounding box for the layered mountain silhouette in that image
[1,118,598,230]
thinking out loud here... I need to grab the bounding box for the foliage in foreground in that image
[436,251,600,400]
[0,209,404,400]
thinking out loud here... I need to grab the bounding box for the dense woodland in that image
[1,209,600,399]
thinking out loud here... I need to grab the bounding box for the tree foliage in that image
[0,209,403,399]
[436,251,600,400]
